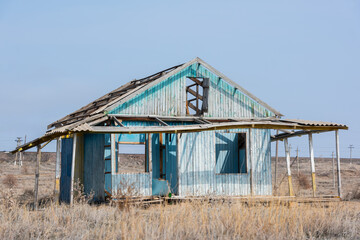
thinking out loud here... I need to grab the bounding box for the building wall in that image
[108,62,274,118]
[178,129,272,196]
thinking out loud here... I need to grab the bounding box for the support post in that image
[284,138,294,196]
[308,133,316,197]
[70,133,78,206]
[54,137,61,203]
[332,152,335,188]
[335,130,342,198]
[147,133,153,195]
[111,134,116,175]
[249,128,254,196]
[274,130,279,189]
[33,145,41,210]
[176,133,181,196]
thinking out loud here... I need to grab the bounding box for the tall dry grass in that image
[0,192,359,240]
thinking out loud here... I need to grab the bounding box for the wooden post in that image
[176,133,181,196]
[274,130,279,189]
[249,128,253,196]
[54,137,61,203]
[148,133,152,194]
[284,138,294,196]
[159,133,163,179]
[33,145,41,210]
[335,130,342,198]
[70,133,78,206]
[332,151,335,188]
[110,134,116,194]
[308,133,316,197]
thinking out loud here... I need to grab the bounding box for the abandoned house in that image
[12,57,347,205]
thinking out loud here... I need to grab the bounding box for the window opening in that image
[117,143,148,173]
[215,132,247,174]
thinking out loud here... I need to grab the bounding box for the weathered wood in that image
[187,87,203,100]
[159,134,164,179]
[176,133,181,196]
[33,145,41,210]
[284,138,294,196]
[335,130,342,198]
[202,78,209,113]
[154,117,168,126]
[249,128,253,195]
[148,133,152,195]
[188,102,198,112]
[308,133,316,197]
[70,133,78,206]
[187,76,203,86]
[274,130,279,189]
[54,137,61,203]
[111,134,116,177]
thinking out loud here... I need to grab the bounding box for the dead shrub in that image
[297,173,311,189]
[2,174,17,188]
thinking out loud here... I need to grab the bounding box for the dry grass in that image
[297,173,311,189]
[2,174,17,188]
[0,191,359,240]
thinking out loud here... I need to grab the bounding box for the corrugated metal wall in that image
[109,62,274,118]
[178,129,271,196]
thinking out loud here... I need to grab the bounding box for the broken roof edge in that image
[12,117,347,154]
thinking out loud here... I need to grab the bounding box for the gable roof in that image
[48,57,283,130]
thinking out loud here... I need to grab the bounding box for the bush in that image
[2,174,17,188]
[297,173,311,189]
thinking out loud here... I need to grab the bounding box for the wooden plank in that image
[187,77,203,86]
[188,102,198,112]
[111,134,116,177]
[154,117,168,126]
[33,145,41,210]
[187,88,203,100]
[202,78,209,113]
[176,133,181,196]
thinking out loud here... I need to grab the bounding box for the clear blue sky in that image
[0,1,359,158]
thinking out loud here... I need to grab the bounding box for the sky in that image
[0,1,359,158]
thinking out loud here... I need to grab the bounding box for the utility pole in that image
[348,145,354,164]
[14,137,22,166]
[332,151,335,188]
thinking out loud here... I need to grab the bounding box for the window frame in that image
[214,131,248,175]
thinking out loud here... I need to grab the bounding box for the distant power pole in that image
[14,137,22,166]
[348,145,354,164]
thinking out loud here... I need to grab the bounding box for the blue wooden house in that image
[13,57,347,204]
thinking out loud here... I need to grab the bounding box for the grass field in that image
[0,152,359,239]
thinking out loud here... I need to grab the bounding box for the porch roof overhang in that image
[11,114,348,154]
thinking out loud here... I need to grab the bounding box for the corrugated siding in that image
[112,173,151,196]
[108,63,274,118]
[179,129,271,196]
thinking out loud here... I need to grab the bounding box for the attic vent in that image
[186,77,209,116]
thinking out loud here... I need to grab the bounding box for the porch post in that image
[110,133,116,194]
[70,133,78,206]
[308,133,316,197]
[54,137,61,203]
[335,130,342,198]
[284,138,294,196]
[249,128,254,196]
[148,133,153,195]
[33,145,41,210]
[176,133,181,196]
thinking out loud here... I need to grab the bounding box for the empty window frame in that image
[116,135,149,174]
[215,132,247,174]
[186,77,209,115]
